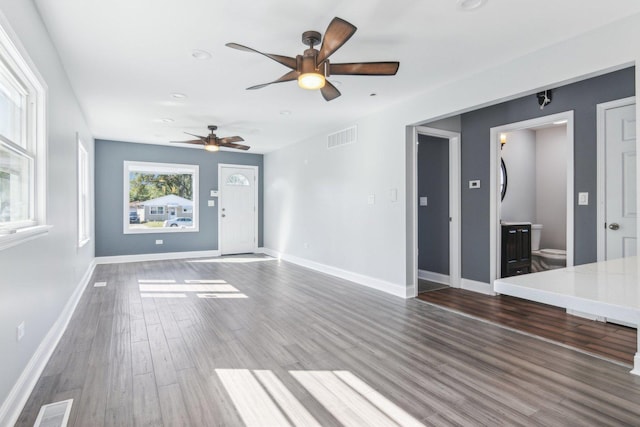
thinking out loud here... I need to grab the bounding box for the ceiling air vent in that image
[34,399,73,427]
[328,126,357,149]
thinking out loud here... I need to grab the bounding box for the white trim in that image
[259,248,411,299]
[461,278,494,295]
[596,97,636,261]
[0,224,51,251]
[218,164,259,255]
[410,126,462,296]
[418,270,450,286]
[490,111,575,284]
[123,160,199,235]
[95,249,221,265]
[0,260,95,427]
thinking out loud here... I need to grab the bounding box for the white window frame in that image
[123,160,199,234]
[0,15,49,251]
[78,138,90,247]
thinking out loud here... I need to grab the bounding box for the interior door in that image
[605,103,637,259]
[220,165,257,255]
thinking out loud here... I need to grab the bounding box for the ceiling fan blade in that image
[317,17,357,64]
[329,62,399,76]
[219,141,251,151]
[170,140,204,145]
[320,80,341,101]
[226,42,297,70]
[247,70,300,90]
[184,132,207,141]
[218,136,245,144]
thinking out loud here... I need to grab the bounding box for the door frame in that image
[409,126,461,296]
[489,111,575,283]
[596,96,636,261]
[217,163,259,255]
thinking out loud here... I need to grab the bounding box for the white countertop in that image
[494,256,640,325]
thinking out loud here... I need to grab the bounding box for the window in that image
[0,19,48,249]
[78,140,90,247]
[226,173,250,186]
[124,161,198,234]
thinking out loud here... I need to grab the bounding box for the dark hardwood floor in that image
[417,288,637,365]
[17,255,640,426]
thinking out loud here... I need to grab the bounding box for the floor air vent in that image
[34,399,73,427]
[328,126,357,149]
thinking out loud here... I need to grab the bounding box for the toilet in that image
[531,224,566,272]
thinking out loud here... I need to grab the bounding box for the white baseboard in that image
[566,309,606,322]
[0,259,96,427]
[95,249,221,264]
[259,248,411,298]
[418,270,450,285]
[632,354,640,377]
[462,278,494,295]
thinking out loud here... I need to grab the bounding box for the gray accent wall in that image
[460,67,635,282]
[418,134,450,275]
[95,139,263,256]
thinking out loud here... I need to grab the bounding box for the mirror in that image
[500,158,507,201]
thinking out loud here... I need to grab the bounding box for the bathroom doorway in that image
[490,111,575,280]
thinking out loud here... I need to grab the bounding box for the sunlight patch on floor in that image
[138,279,248,298]
[188,256,277,264]
[215,369,423,427]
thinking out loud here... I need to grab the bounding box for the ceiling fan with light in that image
[171,125,250,152]
[226,17,400,101]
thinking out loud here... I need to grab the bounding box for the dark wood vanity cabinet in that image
[501,223,531,277]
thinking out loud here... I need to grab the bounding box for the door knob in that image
[221,214,226,218]
[608,223,620,230]
[222,208,226,211]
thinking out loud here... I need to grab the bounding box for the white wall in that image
[500,130,537,223]
[536,126,568,250]
[264,13,640,293]
[0,1,94,423]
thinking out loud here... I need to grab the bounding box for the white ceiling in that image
[34,0,640,153]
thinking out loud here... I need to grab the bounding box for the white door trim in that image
[489,111,575,284]
[217,164,259,255]
[596,96,636,261]
[409,126,462,296]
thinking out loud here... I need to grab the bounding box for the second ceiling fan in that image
[226,17,399,101]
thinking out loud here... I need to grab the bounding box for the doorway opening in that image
[409,126,461,296]
[490,111,575,282]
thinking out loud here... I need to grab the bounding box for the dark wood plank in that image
[418,287,636,364]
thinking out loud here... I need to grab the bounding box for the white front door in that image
[219,165,257,255]
[605,102,637,260]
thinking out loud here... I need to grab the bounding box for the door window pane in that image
[226,173,250,186]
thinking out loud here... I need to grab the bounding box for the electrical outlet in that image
[469,180,481,189]
[17,322,25,342]
[367,194,375,205]
[155,239,163,245]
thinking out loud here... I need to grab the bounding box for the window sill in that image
[0,225,52,251]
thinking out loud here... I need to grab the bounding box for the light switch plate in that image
[367,194,375,205]
[419,196,428,206]
[390,189,397,202]
[208,200,215,207]
[469,180,481,189]
[578,192,589,205]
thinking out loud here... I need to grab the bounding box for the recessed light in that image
[280,110,291,116]
[158,118,174,123]
[191,49,212,60]
[171,93,187,99]
[457,0,487,11]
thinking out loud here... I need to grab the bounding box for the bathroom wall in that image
[500,130,537,223]
[536,126,568,250]
[417,134,449,275]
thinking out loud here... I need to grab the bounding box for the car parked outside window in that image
[163,217,193,228]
